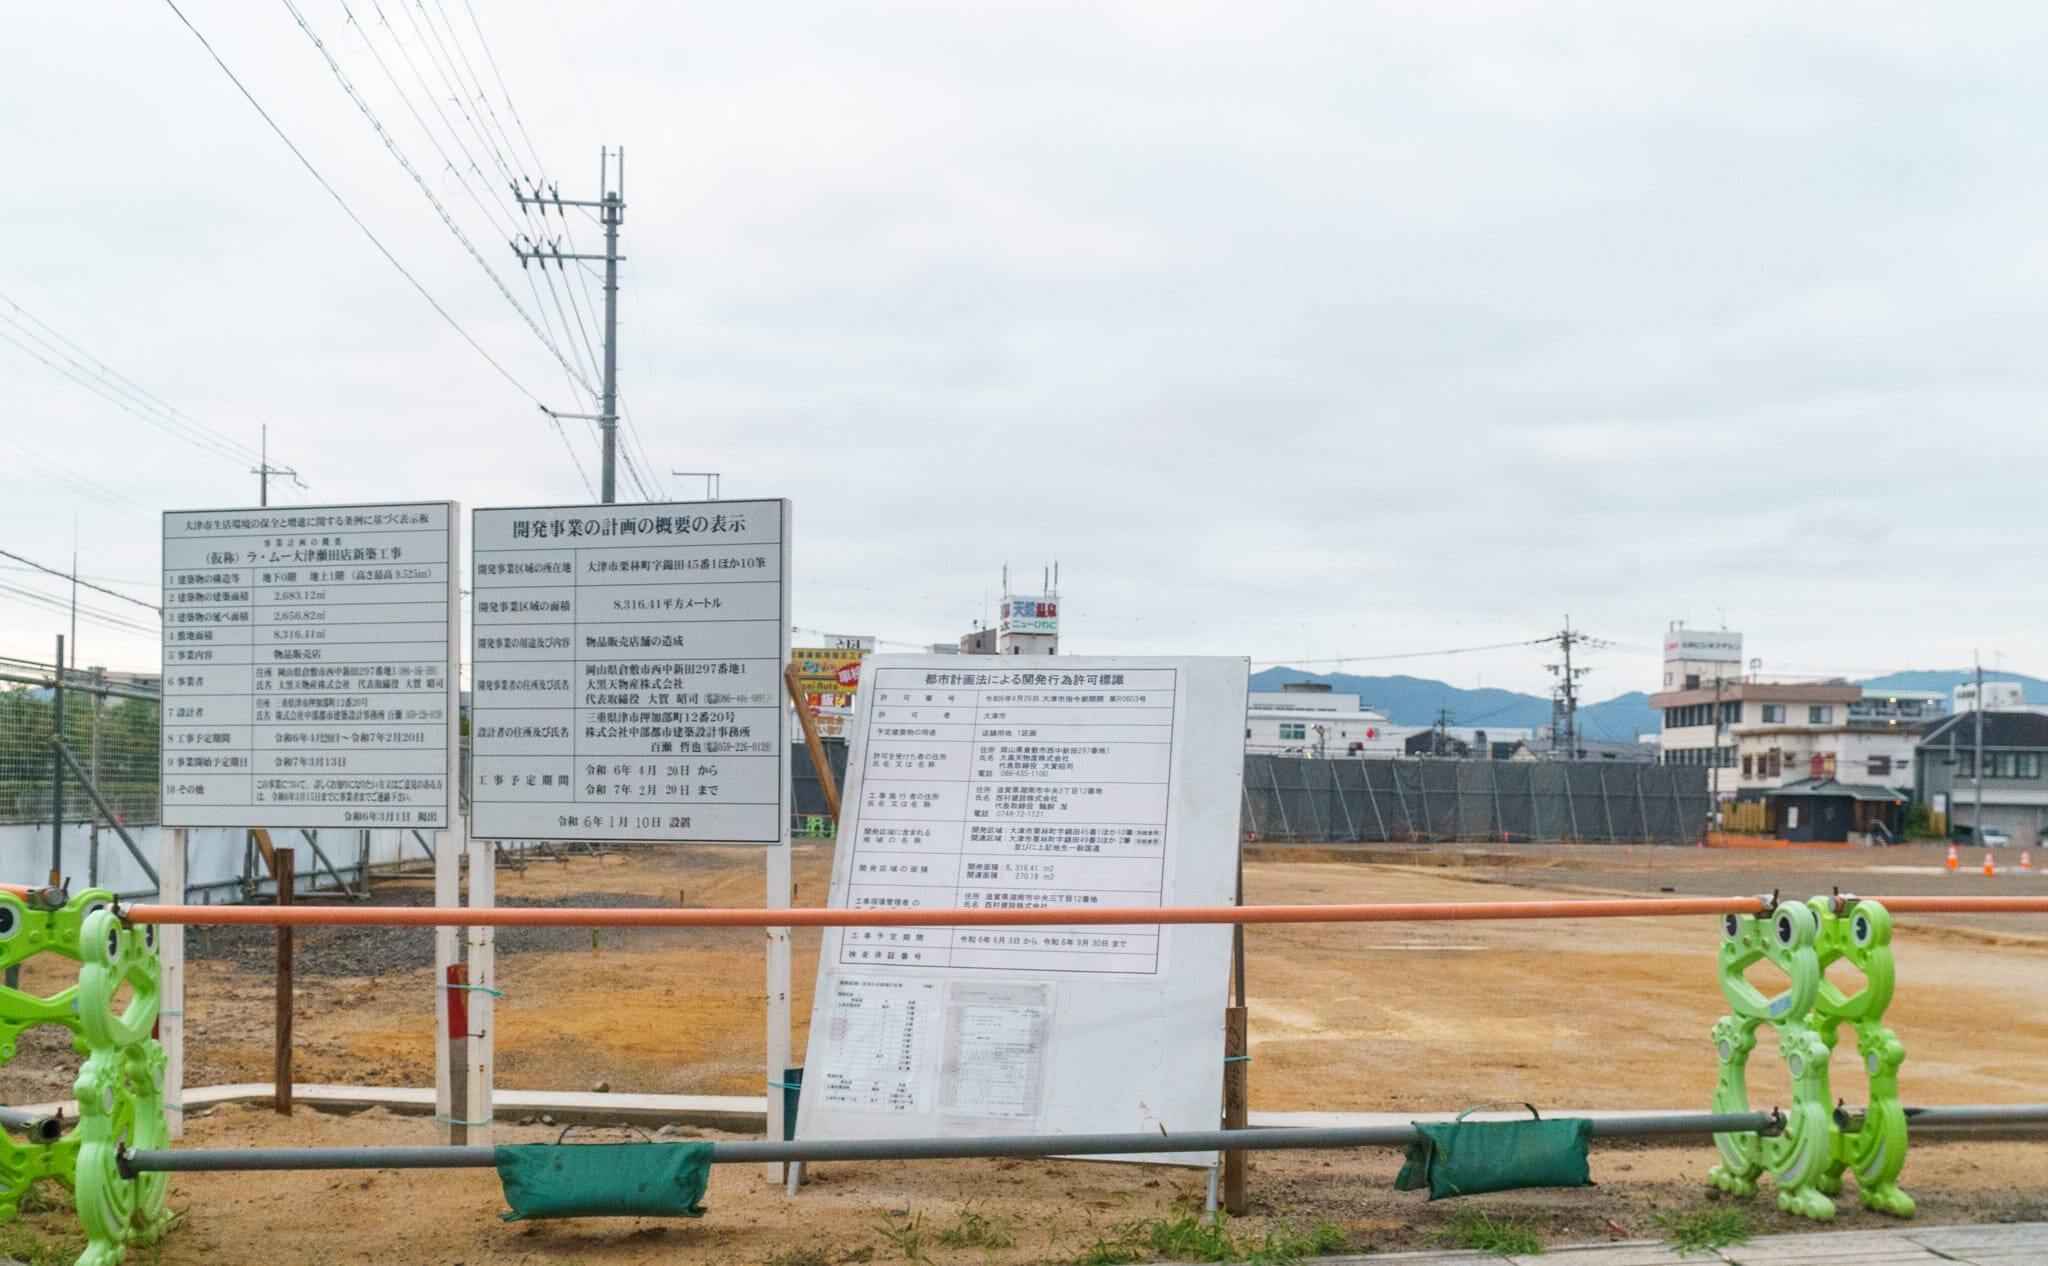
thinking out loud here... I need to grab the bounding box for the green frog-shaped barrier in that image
[0,888,120,1222]
[69,907,168,1266]
[1708,899,1835,1217]
[1709,896,1912,1221]
[1811,897,1913,1217]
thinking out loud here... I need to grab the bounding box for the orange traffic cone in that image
[1984,850,1997,877]
[2022,850,2033,871]
[1946,842,1959,872]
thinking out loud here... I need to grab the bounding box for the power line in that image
[159,0,545,407]
[0,434,154,525]
[1252,637,1553,670]
[0,548,160,613]
[0,292,262,465]
[0,578,160,639]
[278,0,598,401]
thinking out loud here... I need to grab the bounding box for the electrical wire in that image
[277,0,597,401]
[159,0,545,407]
[0,579,160,639]
[0,434,155,525]
[0,548,160,613]
[1252,637,1554,669]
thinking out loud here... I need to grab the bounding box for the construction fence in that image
[1241,754,1711,845]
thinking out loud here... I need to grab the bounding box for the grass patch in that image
[1655,1207,1757,1254]
[874,1212,931,1262]
[936,1203,1018,1250]
[1070,1205,1352,1264]
[0,1222,87,1266]
[1430,1206,1544,1256]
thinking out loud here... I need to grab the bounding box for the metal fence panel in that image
[1241,756,1706,845]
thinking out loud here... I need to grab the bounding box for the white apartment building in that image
[1734,723,1920,796]
[1652,679,1864,799]
[1245,683,1403,757]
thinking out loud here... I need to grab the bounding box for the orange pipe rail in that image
[129,896,1758,927]
[112,894,2048,929]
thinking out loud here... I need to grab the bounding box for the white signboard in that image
[796,655,1248,1163]
[160,502,458,829]
[468,500,790,844]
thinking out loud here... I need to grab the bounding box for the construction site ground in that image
[3,838,2046,1264]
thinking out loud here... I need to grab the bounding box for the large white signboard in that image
[468,500,790,843]
[160,502,458,829]
[796,656,1248,1163]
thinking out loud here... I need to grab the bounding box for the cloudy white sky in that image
[4,3,2043,698]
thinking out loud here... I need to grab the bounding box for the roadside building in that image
[1953,679,2025,713]
[1762,780,1909,844]
[1661,624,1743,691]
[1849,689,1947,725]
[1651,679,1863,799]
[1734,720,1921,797]
[1245,683,1401,757]
[1915,711,2048,846]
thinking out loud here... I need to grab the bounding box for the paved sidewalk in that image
[1276,1220,2047,1264]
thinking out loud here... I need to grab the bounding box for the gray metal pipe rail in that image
[0,1105,62,1144]
[122,1110,1780,1174]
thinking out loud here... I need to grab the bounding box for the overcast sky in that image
[4,3,2044,698]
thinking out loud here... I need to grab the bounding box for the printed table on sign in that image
[467,501,791,844]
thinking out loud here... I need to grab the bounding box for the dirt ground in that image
[3,839,2046,1263]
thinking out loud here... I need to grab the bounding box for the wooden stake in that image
[274,846,294,1115]
[1223,852,1249,1213]
[784,662,841,821]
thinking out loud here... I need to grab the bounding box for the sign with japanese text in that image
[792,645,865,706]
[467,499,790,844]
[795,655,1248,1164]
[160,502,459,829]
[998,595,1058,636]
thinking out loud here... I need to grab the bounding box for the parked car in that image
[1955,824,2012,848]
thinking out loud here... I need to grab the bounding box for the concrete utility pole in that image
[515,147,627,503]
[1973,652,1985,840]
[1546,618,1587,760]
[251,425,298,507]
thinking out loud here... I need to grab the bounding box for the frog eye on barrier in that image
[1852,912,1872,946]
[83,901,109,922]
[105,927,121,959]
[1774,909,1798,946]
[1722,914,1741,940]
[0,906,18,942]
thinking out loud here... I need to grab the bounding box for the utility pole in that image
[251,424,298,507]
[1973,652,1985,841]
[1545,617,1588,760]
[516,147,627,503]
[1432,708,1452,757]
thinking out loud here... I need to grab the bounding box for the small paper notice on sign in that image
[818,977,937,1115]
[940,982,1051,1122]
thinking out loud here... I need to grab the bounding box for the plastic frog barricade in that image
[0,888,119,1221]
[1812,899,1913,1217]
[71,907,168,1266]
[1708,896,1911,1221]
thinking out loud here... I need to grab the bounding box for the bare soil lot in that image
[3,840,2044,1263]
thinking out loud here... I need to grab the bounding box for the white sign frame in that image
[159,501,460,831]
[795,655,1248,1165]
[466,499,791,845]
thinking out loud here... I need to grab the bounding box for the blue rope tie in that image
[440,983,504,997]
[1222,1054,1251,1064]
[767,1080,802,1092]
[435,1113,494,1127]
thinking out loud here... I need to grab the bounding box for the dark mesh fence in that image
[1241,755,1708,844]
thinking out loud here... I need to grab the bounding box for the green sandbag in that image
[495,1142,713,1221]
[1395,1104,1592,1200]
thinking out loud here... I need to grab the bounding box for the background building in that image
[1661,624,1743,691]
[1916,710,2048,846]
[1652,679,1863,798]
[1245,682,1400,757]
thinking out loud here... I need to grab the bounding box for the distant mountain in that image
[1248,666,2046,741]
[1250,669,1661,741]
[1855,669,2048,699]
